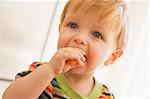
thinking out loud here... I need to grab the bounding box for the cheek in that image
[57,31,71,49]
[58,35,66,49]
[88,44,109,67]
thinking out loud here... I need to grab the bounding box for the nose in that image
[69,35,88,53]
[73,36,87,45]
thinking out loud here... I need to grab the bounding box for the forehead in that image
[64,0,123,34]
[65,9,114,37]
[65,3,105,27]
[67,0,110,22]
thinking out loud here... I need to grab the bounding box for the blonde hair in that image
[60,0,128,50]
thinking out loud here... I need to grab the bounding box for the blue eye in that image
[68,22,78,29]
[91,31,102,39]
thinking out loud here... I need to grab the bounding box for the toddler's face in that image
[57,4,116,75]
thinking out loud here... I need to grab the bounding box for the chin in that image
[69,67,85,74]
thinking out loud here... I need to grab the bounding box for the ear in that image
[104,49,123,66]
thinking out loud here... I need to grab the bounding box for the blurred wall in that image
[0,0,67,80]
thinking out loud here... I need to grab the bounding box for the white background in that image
[0,0,149,99]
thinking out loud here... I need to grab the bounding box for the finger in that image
[66,47,86,57]
[73,48,86,62]
[63,64,71,73]
[76,56,85,66]
[79,59,85,66]
[65,54,84,66]
[81,55,86,62]
[63,48,86,65]
[74,53,86,62]
[74,47,86,55]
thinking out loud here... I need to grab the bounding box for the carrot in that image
[66,59,77,65]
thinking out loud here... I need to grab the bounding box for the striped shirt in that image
[16,62,115,99]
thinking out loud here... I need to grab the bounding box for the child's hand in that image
[48,47,86,75]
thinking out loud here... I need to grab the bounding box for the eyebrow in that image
[65,15,79,22]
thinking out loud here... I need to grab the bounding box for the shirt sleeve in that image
[15,62,53,99]
[15,62,47,79]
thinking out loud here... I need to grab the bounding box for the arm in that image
[2,63,55,99]
[2,47,85,99]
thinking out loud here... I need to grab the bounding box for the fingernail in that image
[81,57,84,62]
[82,56,86,62]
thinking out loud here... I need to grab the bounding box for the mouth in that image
[83,54,87,62]
[67,46,87,62]
[66,53,87,65]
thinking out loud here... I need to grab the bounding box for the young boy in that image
[3,0,127,99]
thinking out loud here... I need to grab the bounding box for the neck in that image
[64,72,93,83]
[64,72,95,96]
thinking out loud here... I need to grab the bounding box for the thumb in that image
[63,64,72,73]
